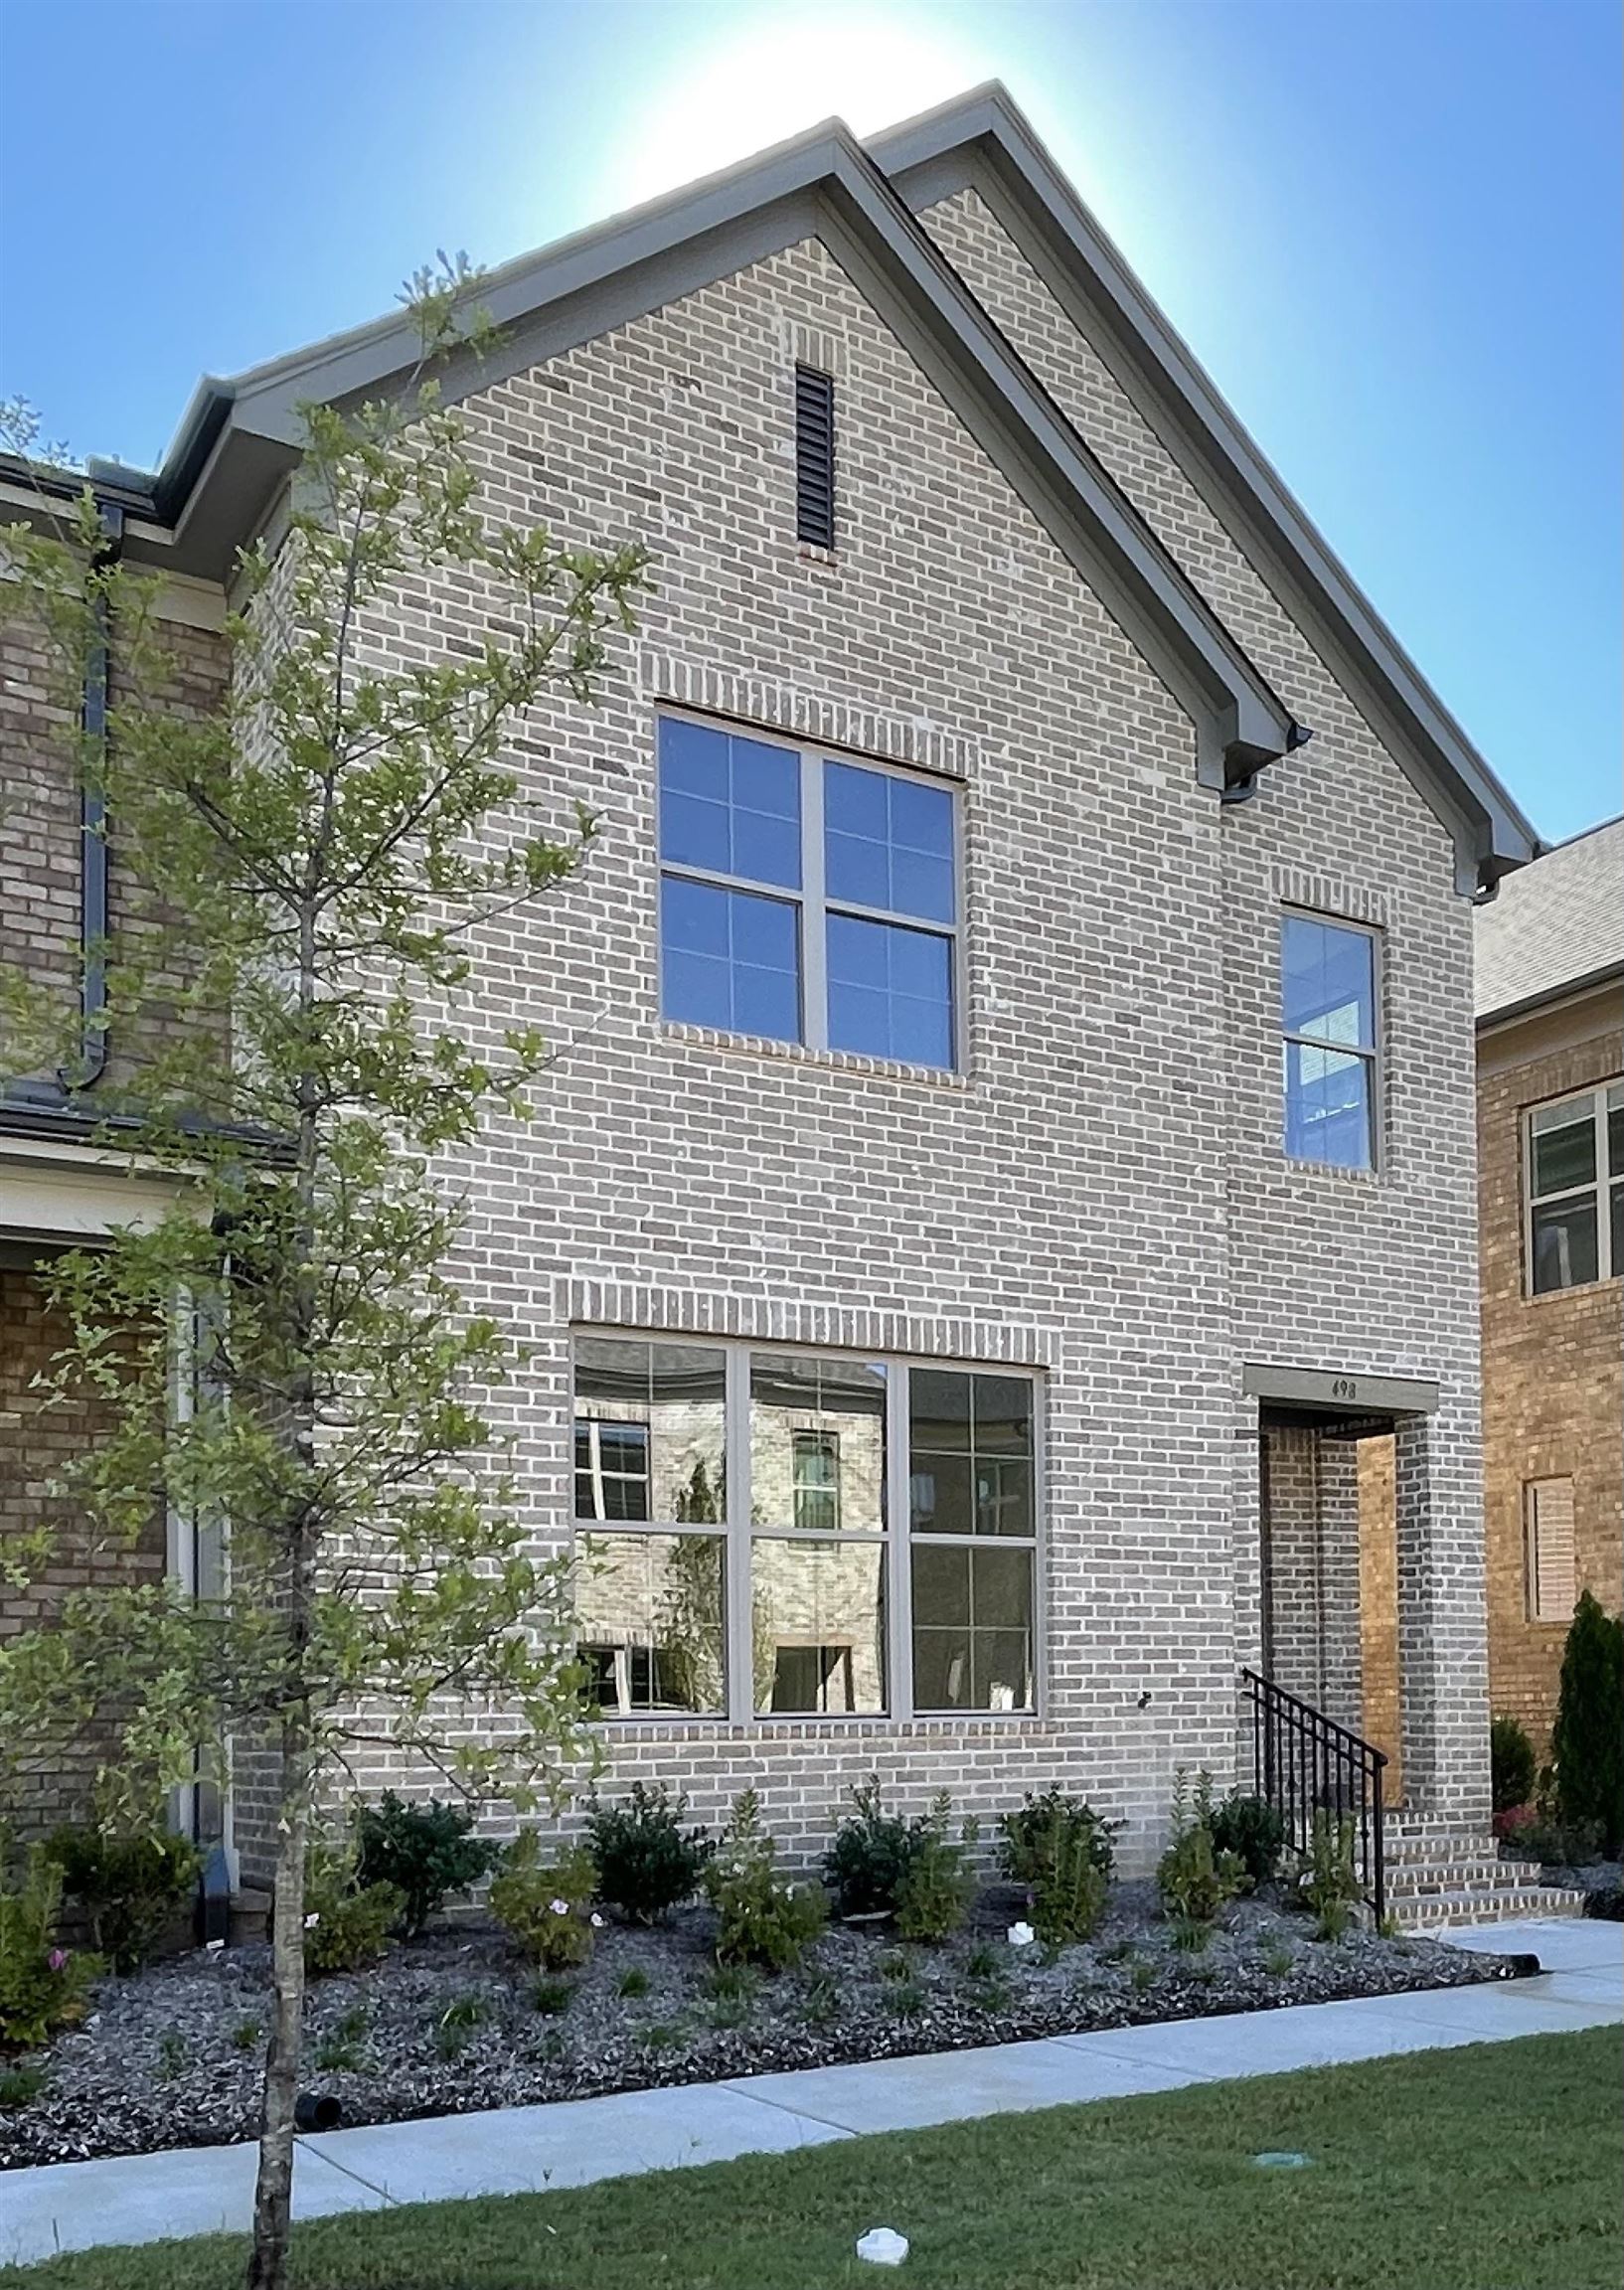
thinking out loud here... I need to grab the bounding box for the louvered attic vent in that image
[794,364,836,549]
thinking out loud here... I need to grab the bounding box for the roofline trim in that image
[1474,959,1624,1034]
[868,82,1542,894]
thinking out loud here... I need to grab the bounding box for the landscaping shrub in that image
[1582,1886,1623,1921]
[1505,1810,1603,1869]
[585,1783,712,1924]
[488,1833,598,1971]
[0,1837,100,2049]
[823,1776,921,1917]
[45,1823,202,1973]
[1000,1790,1110,1946]
[1298,1809,1361,1940]
[354,1792,499,1939]
[1208,1792,1286,1887]
[1156,1770,1246,1925]
[1490,1715,1538,1817]
[302,1849,405,1976]
[1552,1591,1624,1858]
[893,1794,977,1944]
[705,1789,826,1970]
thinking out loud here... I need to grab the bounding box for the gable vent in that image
[794,364,836,549]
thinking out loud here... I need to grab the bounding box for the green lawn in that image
[7,2028,1620,2290]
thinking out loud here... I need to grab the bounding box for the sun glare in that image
[605,6,994,213]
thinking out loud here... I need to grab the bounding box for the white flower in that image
[303,1912,320,1929]
[1007,1920,1035,1948]
[589,1912,605,1927]
[549,1898,569,1915]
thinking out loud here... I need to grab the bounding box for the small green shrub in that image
[231,2018,262,2051]
[894,1796,978,1944]
[799,1971,840,2027]
[302,1849,405,1976]
[353,1793,499,1939]
[0,2063,44,2108]
[965,1943,1000,1980]
[1299,1809,1361,1940]
[585,1784,712,1925]
[823,1777,922,1918]
[888,1978,926,2020]
[316,2005,369,2070]
[489,1835,598,1971]
[1129,1959,1157,1994]
[1552,1591,1624,1858]
[615,1965,651,1999]
[0,1838,101,2049]
[45,1824,202,1974]
[1208,1793,1286,1888]
[1169,1915,1212,1954]
[157,2029,188,2081]
[531,1977,573,2016]
[702,1963,756,2007]
[705,1790,826,1971]
[999,1788,1114,1947]
[1260,1939,1296,1978]
[438,1992,488,2029]
[1490,1715,1538,1817]
[1506,1810,1603,1868]
[1156,1772,1246,1925]
[639,2020,684,2050]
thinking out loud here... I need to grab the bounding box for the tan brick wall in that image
[1478,1011,1624,1751]
[0,1257,166,1834]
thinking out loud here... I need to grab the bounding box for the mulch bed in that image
[0,1880,1519,2170]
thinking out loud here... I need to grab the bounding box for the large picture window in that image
[1281,911,1380,1172]
[657,715,959,1069]
[571,1333,1039,1721]
[1526,1081,1624,1294]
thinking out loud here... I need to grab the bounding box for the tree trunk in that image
[246,1725,310,2290]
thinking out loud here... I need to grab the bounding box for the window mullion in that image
[725,1343,753,1723]
[802,749,827,1051]
[889,1361,913,1720]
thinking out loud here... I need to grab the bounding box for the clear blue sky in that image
[1,0,1617,841]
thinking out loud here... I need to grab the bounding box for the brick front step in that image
[1391,1884,1589,1932]
[1388,1861,1547,1896]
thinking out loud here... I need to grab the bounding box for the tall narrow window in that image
[794,364,836,548]
[1524,1477,1576,1623]
[1527,1082,1623,1293]
[657,715,960,1069]
[1281,912,1380,1172]
[908,1370,1036,1713]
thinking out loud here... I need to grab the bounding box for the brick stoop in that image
[1384,1819,1590,1931]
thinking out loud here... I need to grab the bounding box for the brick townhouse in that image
[1473,819,1623,1751]
[0,85,1576,1920]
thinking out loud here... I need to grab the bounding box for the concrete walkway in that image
[1,1916,1617,2271]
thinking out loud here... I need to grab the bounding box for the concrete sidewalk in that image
[1,1916,1618,2271]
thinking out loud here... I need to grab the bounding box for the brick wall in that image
[232,204,1493,1866]
[0,1257,166,1835]
[1478,1011,1624,1749]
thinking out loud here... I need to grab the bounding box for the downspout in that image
[57,497,124,1095]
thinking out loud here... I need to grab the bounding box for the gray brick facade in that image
[2,105,1504,1874]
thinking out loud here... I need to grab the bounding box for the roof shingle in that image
[1474,815,1624,1022]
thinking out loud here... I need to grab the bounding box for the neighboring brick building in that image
[1,86,1559,1911]
[1474,819,1624,1750]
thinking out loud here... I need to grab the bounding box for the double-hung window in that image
[571,1332,1039,1722]
[1526,1081,1624,1294]
[657,715,959,1069]
[1280,911,1380,1172]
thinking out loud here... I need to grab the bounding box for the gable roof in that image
[1473,815,1624,1025]
[870,83,1541,896]
[2,83,1537,890]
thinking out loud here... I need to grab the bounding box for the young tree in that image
[1552,1589,1624,1859]
[0,264,645,2290]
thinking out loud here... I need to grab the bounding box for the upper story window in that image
[571,1331,1038,1723]
[657,715,959,1069]
[1280,912,1380,1172]
[1527,1080,1624,1294]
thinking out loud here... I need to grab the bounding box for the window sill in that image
[660,1021,968,1090]
[1521,1275,1623,1306]
[1281,1154,1383,1187]
[586,1712,1054,1738]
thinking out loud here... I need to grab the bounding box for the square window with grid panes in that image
[1526,1081,1624,1294]
[570,1333,1038,1721]
[657,716,959,1069]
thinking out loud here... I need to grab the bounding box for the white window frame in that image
[1279,907,1383,1174]
[570,1330,1043,1725]
[1524,1079,1624,1296]
[655,708,964,1068]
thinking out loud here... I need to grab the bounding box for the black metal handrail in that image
[1240,1668,1386,1922]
